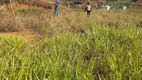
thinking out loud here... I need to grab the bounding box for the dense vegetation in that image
[0,1,142,80]
[1,26,142,80]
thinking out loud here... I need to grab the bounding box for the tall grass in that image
[0,26,142,80]
[0,6,142,80]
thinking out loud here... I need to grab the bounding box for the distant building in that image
[73,0,108,8]
[74,1,82,8]
[92,0,107,9]
[73,0,107,4]
[92,0,107,5]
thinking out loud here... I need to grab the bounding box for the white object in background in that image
[105,5,110,10]
[107,6,110,10]
[123,6,127,10]
[75,4,82,8]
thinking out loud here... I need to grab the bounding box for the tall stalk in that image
[9,0,15,16]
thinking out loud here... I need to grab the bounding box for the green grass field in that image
[0,3,142,80]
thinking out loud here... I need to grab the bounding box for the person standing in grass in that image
[54,0,60,17]
[85,2,92,16]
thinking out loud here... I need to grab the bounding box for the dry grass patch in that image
[0,9,23,32]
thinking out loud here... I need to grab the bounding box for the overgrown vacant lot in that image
[0,6,142,80]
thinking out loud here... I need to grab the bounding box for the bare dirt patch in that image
[0,28,40,47]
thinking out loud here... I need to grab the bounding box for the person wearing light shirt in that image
[85,2,92,16]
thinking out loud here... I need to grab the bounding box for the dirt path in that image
[0,28,40,47]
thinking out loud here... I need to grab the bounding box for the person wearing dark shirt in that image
[54,0,60,17]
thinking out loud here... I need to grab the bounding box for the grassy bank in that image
[0,26,142,80]
[0,5,142,80]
